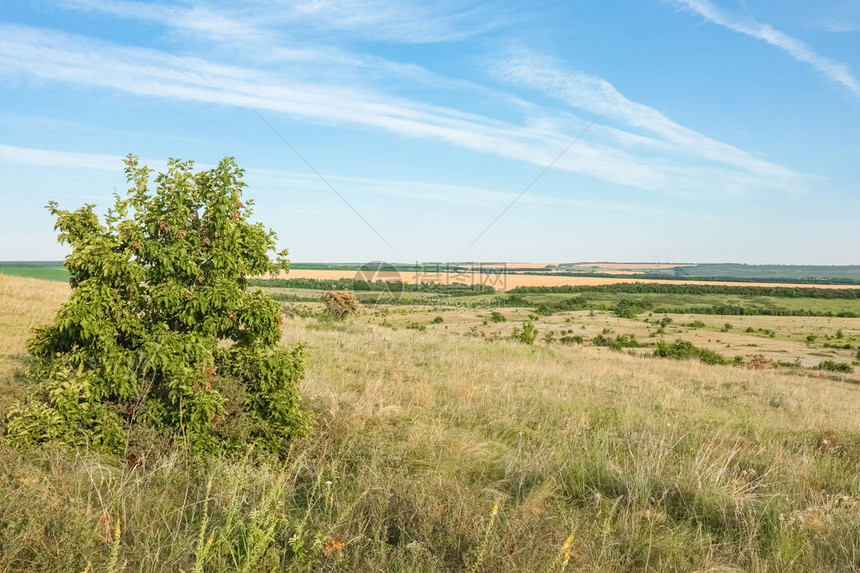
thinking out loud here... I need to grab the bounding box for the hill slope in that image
[0,275,859,571]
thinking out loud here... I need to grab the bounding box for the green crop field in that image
[0,265,69,281]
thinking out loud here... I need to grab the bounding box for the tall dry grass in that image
[1,275,859,571]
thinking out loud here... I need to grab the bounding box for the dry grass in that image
[1,276,860,571]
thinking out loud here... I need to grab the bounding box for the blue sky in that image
[0,0,858,263]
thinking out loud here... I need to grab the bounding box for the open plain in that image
[2,273,860,571]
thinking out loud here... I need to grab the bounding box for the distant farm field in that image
[6,263,860,290]
[274,269,860,291]
[0,266,69,281]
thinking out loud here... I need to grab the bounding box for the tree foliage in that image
[5,155,308,456]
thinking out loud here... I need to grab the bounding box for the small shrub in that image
[614,298,653,318]
[513,322,538,345]
[806,334,817,343]
[432,315,444,324]
[543,330,556,344]
[745,354,772,370]
[560,335,584,345]
[322,290,360,320]
[836,329,844,339]
[285,304,316,319]
[592,333,640,351]
[688,320,705,328]
[653,340,728,365]
[659,317,673,328]
[817,360,854,373]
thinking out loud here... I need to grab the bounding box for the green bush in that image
[513,321,538,345]
[816,360,854,373]
[5,155,308,457]
[432,315,444,324]
[614,298,653,318]
[532,296,588,315]
[592,333,640,351]
[653,340,728,365]
[489,310,507,323]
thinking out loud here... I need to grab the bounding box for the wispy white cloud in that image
[58,0,513,44]
[285,0,514,43]
[672,0,860,98]
[494,49,804,186]
[61,0,269,44]
[0,23,811,197]
[0,143,711,220]
[0,143,122,171]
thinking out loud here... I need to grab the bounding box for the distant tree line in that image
[653,305,858,318]
[509,283,860,299]
[518,272,860,285]
[250,277,495,294]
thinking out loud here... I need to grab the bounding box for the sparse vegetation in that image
[653,340,728,365]
[2,271,860,571]
[816,360,854,373]
[489,310,506,323]
[559,335,584,344]
[592,333,641,350]
[512,321,538,345]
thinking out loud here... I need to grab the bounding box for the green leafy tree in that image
[6,155,308,456]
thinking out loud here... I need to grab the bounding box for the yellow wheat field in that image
[273,269,860,291]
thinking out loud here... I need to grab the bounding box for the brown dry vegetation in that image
[1,275,860,571]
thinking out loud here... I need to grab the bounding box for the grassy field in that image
[261,285,860,319]
[501,291,860,316]
[2,274,860,571]
[0,265,69,281]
